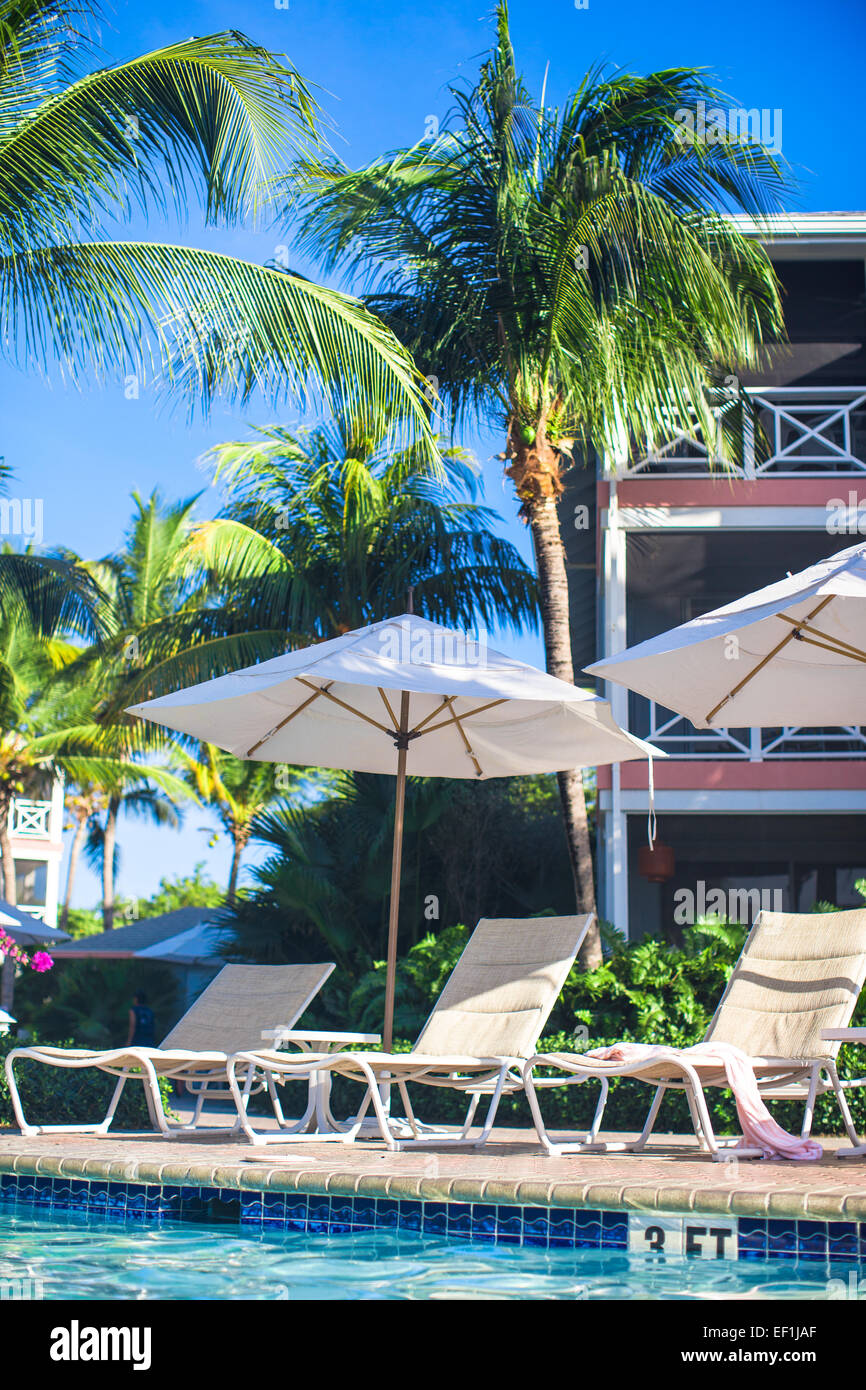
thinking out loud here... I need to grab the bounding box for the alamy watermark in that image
[378,620,489,667]
[0,497,43,545]
[673,101,782,155]
[826,493,866,535]
[673,881,784,926]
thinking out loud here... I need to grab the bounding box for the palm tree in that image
[82,782,183,929]
[0,0,433,439]
[291,3,789,965]
[60,779,106,931]
[105,415,539,705]
[174,744,300,904]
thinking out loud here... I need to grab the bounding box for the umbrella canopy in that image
[128,614,655,777]
[129,614,657,1046]
[0,900,69,948]
[587,541,866,729]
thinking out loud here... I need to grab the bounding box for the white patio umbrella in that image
[587,541,866,729]
[128,614,656,1046]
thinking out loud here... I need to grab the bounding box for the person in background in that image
[126,990,155,1047]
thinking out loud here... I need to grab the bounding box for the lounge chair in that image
[522,908,866,1158]
[227,914,593,1148]
[5,962,334,1139]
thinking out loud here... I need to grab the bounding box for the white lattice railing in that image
[9,798,53,838]
[625,387,866,477]
[639,699,866,759]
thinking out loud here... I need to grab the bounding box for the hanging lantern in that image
[638,842,675,883]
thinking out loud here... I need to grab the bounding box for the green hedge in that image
[0,1033,173,1131]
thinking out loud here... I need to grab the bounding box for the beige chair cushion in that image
[414,916,590,1059]
[160,963,333,1053]
[705,909,866,1060]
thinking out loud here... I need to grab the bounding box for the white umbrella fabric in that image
[587,541,866,729]
[129,614,656,1046]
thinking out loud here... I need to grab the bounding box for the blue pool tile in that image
[157,1187,181,1215]
[797,1220,828,1260]
[447,1203,472,1237]
[51,1181,73,1207]
[350,1197,375,1229]
[107,1182,128,1211]
[737,1218,767,1260]
[284,1195,308,1230]
[397,1200,422,1232]
[260,1192,286,1220]
[240,1195,265,1223]
[306,1196,330,1233]
[828,1222,859,1260]
[0,1176,16,1202]
[496,1206,522,1241]
[329,1198,355,1231]
[471,1204,497,1240]
[767,1219,798,1259]
[88,1182,109,1210]
[548,1208,576,1246]
[573,1210,603,1249]
[68,1180,90,1210]
[375,1199,398,1229]
[422,1203,447,1236]
[601,1210,628,1249]
[522,1208,549,1247]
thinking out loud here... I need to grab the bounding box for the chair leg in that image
[826,1061,862,1146]
[4,1052,38,1136]
[98,1074,129,1134]
[587,1076,610,1143]
[470,1068,508,1148]
[800,1064,820,1140]
[396,1081,421,1137]
[522,1062,561,1155]
[631,1085,666,1151]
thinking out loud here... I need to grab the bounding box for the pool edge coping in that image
[2,1148,864,1222]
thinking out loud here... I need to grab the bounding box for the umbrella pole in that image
[383,691,410,1052]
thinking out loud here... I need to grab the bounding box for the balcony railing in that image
[624,386,866,477]
[9,798,54,839]
[635,697,866,759]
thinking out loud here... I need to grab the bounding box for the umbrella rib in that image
[777,630,866,666]
[774,616,866,663]
[295,678,394,735]
[377,687,400,729]
[409,696,453,735]
[245,683,331,757]
[419,695,484,776]
[705,595,835,724]
[415,697,509,736]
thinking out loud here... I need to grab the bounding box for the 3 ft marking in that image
[628,1214,736,1259]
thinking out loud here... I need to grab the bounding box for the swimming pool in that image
[0,1204,858,1300]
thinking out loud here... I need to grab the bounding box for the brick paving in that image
[3,1122,866,1220]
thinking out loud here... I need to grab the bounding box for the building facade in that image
[564,213,866,938]
[7,772,64,927]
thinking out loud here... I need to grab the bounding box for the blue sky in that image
[5,0,864,907]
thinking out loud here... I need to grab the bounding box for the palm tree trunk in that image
[0,796,18,1012]
[527,493,601,970]
[102,795,119,930]
[60,814,88,932]
[227,827,250,905]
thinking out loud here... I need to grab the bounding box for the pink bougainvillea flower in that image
[31,952,53,973]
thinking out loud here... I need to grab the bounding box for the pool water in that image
[0,1205,856,1300]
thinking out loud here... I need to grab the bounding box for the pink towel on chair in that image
[588,1041,823,1161]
